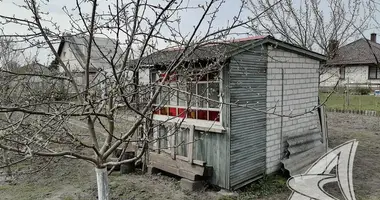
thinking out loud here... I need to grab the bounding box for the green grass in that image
[320,92,380,111]
[218,174,289,200]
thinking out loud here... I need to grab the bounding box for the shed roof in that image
[327,38,380,66]
[131,35,326,67]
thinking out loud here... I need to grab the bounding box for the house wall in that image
[344,66,368,85]
[228,46,267,189]
[59,42,83,72]
[320,65,380,88]
[319,66,339,87]
[266,46,321,174]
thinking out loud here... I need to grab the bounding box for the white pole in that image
[95,167,110,200]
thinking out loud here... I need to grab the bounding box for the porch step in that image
[148,152,212,181]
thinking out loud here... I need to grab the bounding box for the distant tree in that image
[48,57,59,71]
[245,0,376,54]
[0,38,21,70]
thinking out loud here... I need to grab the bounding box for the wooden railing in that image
[153,123,205,166]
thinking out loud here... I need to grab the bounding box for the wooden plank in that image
[176,156,206,167]
[177,128,184,156]
[188,125,194,164]
[156,126,161,154]
[193,159,206,166]
[150,161,198,181]
[149,124,155,152]
[170,124,177,159]
[176,155,189,162]
[149,152,208,175]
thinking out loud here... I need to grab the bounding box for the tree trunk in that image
[95,167,110,200]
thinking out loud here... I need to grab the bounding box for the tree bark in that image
[95,167,110,200]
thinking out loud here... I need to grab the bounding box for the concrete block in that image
[180,178,204,192]
[266,164,281,174]
[266,151,275,157]
[270,155,280,162]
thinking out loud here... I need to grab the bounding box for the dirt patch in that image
[326,112,380,199]
[105,173,221,200]
[0,158,95,200]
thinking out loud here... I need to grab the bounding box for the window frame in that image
[151,70,222,123]
[368,65,380,80]
[339,66,345,80]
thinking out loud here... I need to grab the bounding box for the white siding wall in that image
[139,68,150,84]
[59,42,83,72]
[320,67,339,87]
[320,65,380,87]
[266,47,321,174]
[344,66,368,84]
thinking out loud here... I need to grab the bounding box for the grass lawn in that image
[319,92,380,111]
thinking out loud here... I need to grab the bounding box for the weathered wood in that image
[150,121,228,189]
[95,167,109,200]
[193,159,206,166]
[149,152,210,176]
[150,161,199,180]
[176,155,189,162]
[176,155,206,167]
[188,125,194,164]
[176,128,184,156]
[170,124,177,159]
[156,126,161,154]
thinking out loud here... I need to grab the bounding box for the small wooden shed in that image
[136,35,327,190]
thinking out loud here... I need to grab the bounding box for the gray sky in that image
[1,0,250,64]
[0,0,379,65]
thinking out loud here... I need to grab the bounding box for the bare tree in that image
[0,0,286,199]
[245,0,379,91]
[246,0,376,53]
[0,37,21,70]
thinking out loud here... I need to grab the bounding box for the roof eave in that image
[326,61,377,66]
[260,38,327,61]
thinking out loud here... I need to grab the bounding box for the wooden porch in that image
[147,123,213,181]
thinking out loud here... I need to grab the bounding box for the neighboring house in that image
[321,33,380,89]
[131,35,327,190]
[57,33,123,94]
[5,62,61,99]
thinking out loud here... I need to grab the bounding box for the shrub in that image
[351,87,371,95]
[52,89,68,101]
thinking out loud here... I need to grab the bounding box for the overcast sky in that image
[1,0,379,65]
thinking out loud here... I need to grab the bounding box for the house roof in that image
[130,35,326,67]
[327,38,380,66]
[57,34,124,72]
